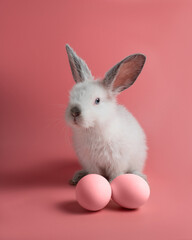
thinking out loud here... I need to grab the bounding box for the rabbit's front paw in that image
[69,169,89,185]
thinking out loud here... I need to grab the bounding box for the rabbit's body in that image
[65,44,147,184]
[72,103,147,181]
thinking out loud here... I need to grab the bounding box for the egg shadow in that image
[106,200,139,212]
[55,200,97,215]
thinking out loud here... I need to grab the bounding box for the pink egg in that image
[76,174,112,211]
[111,174,150,209]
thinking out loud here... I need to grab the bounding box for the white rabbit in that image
[65,44,148,185]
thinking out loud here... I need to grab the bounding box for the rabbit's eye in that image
[95,98,100,104]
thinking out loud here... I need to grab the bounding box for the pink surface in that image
[1,0,192,239]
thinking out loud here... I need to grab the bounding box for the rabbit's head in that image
[65,44,146,129]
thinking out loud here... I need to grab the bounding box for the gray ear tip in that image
[136,53,146,63]
[65,44,72,53]
[65,43,70,49]
[125,53,146,64]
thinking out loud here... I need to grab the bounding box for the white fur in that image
[65,79,147,181]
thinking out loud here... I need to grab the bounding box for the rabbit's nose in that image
[71,106,81,117]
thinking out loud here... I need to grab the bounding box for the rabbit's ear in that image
[103,54,146,93]
[66,44,93,83]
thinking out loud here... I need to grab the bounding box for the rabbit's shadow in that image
[0,158,79,189]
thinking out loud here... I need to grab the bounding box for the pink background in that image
[1,0,192,239]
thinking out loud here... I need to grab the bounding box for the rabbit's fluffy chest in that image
[72,121,130,180]
[73,127,113,161]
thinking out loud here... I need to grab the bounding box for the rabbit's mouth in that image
[72,116,94,129]
[72,116,81,127]
[73,117,78,125]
